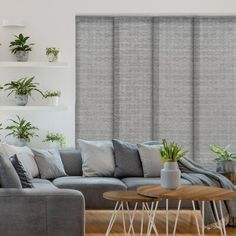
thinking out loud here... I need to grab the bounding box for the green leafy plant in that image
[5,115,39,142]
[209,144,236,161]
[46,47,60,57]
[44,90,61,98]
[43,132,65,147]
[9,34,34,54]
[0,85,3,90]
[4,77,44,97]
[159,139,188,163]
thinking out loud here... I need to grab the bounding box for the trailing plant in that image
[9,34,34,54]
[46,47,60,57]
[4,77,44,97]
[209,144,236,161]
[5,115,39,142]
[0,85,3,90]
[159,139,188,163]
[44,90,61,98]
[43,132,65,147]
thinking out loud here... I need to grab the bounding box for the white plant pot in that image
[15,138,27,147]
[161,162,181,190]
[15,51,29,62]
[47,53,59,63]
[15,94,28,106]
[49,141,60,149]
[48,96,60,106]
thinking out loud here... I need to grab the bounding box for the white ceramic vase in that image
[15,95,28,106]
[161,162,181,190]
[15,138,27,147]
[48,96,59,106]
[49,141,60,149]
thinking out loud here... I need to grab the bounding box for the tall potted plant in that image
[160,139,188,189]
[5,115,39,147]
[210,144,236,175]
[9,34,34,62]
[4,77,44,106]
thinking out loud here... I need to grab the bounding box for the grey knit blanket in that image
[178,157,236,228]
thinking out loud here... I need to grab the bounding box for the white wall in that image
[0,0,236,148]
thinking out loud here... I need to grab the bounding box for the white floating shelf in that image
[0,61,69,68]
[0,105,67,111]
[2,19,25,27]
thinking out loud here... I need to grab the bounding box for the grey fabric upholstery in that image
[0,155,22,188]
[32,178,58,190]
[53,176,127,209]
[122,177,191,190]
[0,188,85,236]
[59,149,82,176]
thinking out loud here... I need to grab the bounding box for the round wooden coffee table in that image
[138,185,236,236]
[103,191,161,236]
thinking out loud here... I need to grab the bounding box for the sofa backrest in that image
[59,149,82,176]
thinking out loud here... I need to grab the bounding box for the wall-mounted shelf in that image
[0,105,67,111]
[2,19,25,27]
[0,61,69,68]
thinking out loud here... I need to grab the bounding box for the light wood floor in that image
[86,210,236,236]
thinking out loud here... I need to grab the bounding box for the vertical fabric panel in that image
[156,17,193,155]
[114,17,153,143]
[75,17,113,140]
[194,17,236,169]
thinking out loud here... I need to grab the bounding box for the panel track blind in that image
[76,16,236,166]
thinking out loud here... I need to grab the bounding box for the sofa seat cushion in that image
[53,176,127,209]
[121,177,192,190]
[32,178,57,190]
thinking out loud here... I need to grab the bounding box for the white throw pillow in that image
[78,139,115,177]
[137,143,162,177]
[0,143,39,178]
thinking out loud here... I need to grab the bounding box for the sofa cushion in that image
[59,149,82,176]
[0,155,22,188]
[137,143,162,177]
[0,143,39,178]
[121,177,192,190]
[112,139,143,178]
[53,176,127,209]
[32,178,57,190]
[78,139,115,177]
[32,149,67,179]
[9,154,33,188]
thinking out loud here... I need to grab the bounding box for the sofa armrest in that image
[0,188,85,236]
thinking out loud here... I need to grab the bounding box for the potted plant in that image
[4,76,44,106]
[160,139,188,190]
[210,144,236,175]
[44,90,61,106]
[43,132,65,149]
[46,47,60,62]
[5,115,39,147]
[9,34,34,62]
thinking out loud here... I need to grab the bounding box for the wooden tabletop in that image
[103,191,161,202]
[137,185,236,201]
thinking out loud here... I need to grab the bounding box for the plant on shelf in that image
[4,76,44,106]
[5,115,39,147]
[43,90,61,106]
[9,33,34,62]
[159,139,188,190]
[210,144,236,175]
[43,132,65,148]
[46,47,60,62]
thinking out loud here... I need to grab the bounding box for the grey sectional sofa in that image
[0,148,192,236]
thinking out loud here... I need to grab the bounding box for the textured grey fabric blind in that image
[76,16,236,166]
[194,17,236,169]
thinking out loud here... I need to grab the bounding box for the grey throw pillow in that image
[9,154,33,188]
[32,149,67,179]
[78,139,115,177]
[0,154,22,188]
[112,139,143,178]
[137,143,162,177]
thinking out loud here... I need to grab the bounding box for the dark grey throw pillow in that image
[9,155,33,188]
[0,154,22,188]
[112,139,143,178]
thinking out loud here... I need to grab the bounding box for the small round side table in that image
[103,190,161,236]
